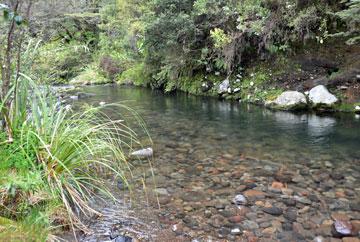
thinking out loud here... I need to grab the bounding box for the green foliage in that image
[118,62,148,86]
[210,28,231,49]
[33,41,92,84]
[335,0,360,44]
[71,65,110,85]
[0,74,148,238]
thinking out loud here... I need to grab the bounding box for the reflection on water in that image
[78,85,360,164]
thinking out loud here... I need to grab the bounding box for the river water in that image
[73,85,360,242]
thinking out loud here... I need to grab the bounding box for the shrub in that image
[0,75,148,238]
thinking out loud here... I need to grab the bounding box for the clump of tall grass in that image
[0,73,147,240]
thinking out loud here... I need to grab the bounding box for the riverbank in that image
[66,41,360,114]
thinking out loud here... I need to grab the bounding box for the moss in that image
[334,102,360,112]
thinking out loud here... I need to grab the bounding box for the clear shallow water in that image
[80,85,360,164]
[74,85,360,241]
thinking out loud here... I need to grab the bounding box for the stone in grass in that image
[130,147,153,158]
[263,206,283,216]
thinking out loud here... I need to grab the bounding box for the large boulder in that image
[308,85,338,106]
[218,79,230,94]
[271,91,307,110]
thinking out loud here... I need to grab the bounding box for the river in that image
[71,85,360,242]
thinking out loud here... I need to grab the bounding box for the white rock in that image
[250,81,254,87]
[274,91,307,107]
[218,79,230,94]
[130,147,153,158]
[233,88,240,93]
[99,101,106,106]
[234,194,247,205]
[309,85,338,105]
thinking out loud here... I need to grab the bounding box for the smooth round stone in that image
[263,207,283,216]
[233,194,247,205]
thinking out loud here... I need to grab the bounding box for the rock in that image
[313,236,326,242]
[309,85,338,106]
[154,188,169,196]
[172,223,184,235]
[158,196,171,205]
[272,91,307,109]
[115,235,133,242]
[230,228,242,235]
[130,148,153,158]
[263,207,283,216]
[76,92,95,99]
[283,198,296,206]
[99,101,106,106]
[244,190,266,200]
[284,208,297,222]
[355,106,360,114]
[331,213,350,222]
[271,181,284,190]
[69,95,79,100]
[242,220,259,230]
[233,194,247,206]
[295,196,312,205]
[218,79,230,94]
[342,238,360,242]
[117,179,128,190]
[228,215,243,223]
[333,220,353,236]
[201,81,213,92]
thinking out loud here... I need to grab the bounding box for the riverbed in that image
[70,85,360,242]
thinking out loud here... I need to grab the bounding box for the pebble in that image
[284,209,297,222]
[230,228,242,235]
[333,220,352,236]
[233,194,247,205]
[242,220,260,230]
[263,207,283,216]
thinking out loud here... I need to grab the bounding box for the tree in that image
[0,0,32,141]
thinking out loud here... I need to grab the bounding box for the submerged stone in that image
[130,147,153,158]
[263,206,283,216]
[333,220,352,236]
[233,194,247,206]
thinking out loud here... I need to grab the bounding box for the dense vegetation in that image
[30,1,359,95]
